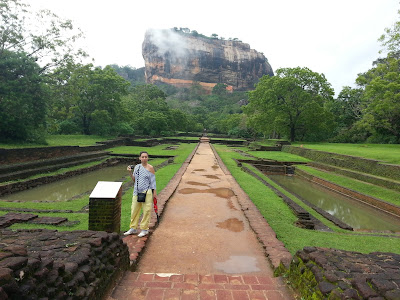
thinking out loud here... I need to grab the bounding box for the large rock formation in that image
[142,29,274,92]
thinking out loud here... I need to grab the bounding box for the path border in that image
[210,144,293,269]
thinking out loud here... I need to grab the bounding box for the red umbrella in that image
[153,196,159,223]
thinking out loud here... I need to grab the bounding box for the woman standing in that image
[124,151,157,237]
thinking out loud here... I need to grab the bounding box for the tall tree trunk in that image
[290,126,296,142]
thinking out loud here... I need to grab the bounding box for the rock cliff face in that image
[142,29,273,92]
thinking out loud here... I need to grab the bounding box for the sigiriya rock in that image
[142,28,274,92]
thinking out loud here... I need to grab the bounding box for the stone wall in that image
[0,229,129,299]
[309,161,400,193]
[282,146,400,182]
[0,137,128,165]
[0,158,132,197]
[283,247,400,299]
[297,169,400,218]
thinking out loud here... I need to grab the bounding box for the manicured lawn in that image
[291,142,400,164]
[214,144,400,255]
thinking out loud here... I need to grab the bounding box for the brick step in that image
[0,151,110,175]
[0,155,110,183]
[309,161,400,192]
[109,272,290,300]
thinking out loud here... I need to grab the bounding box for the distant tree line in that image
[242,10,400,143]
[1,0,399,144]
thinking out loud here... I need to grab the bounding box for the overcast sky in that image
[30,0,399,95]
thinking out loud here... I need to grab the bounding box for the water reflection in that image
[269,175,400,232]
[214,256,260,273]
[2,165,128,202]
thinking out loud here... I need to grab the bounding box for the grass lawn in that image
[0,134,117,148]
[214,144,400,255]
[291,142,400,165]
[247,151,311,163]
[110,144,185,156]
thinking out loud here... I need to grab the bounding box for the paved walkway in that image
[108,140,295,300]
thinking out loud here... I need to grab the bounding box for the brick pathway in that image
[108,140,295,300]
[111,272,290,300]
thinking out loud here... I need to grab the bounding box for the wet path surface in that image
[109,141,294,299]
[137,142,273,275]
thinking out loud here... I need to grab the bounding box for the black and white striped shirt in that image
[133,164,156,195]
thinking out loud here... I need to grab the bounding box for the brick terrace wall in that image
[0,158,132,197]
[0,146,84,165]
[297,169,400,218]
[0,229,129,299]
[282,145,400,181]
[0,137,128,165]
[285,247,400,299]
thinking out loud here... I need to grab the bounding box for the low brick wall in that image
[0,138,128,165]
[282,145,400,182]
[284,247,400,299]
[0,229,129,299]
[297,169,400,218]
[239,165,331,232]
[0,158,132,197]
[309,161,400,193]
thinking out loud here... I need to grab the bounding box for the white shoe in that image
[124,228,138,236]
[138,230,149,237]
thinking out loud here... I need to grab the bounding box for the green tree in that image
[212,83,228,96]
[109,65,145,87]
[378,9,400,55]
[0,0,86,73]
[140,111,168,136]
[122,84,176,135]
[356,56,400,142]
[245,67,334,142]
[350,11,400,143]
[49,64,129,135]
[334,86,363,127]
[0,50,47,141]
[169,109,189,132]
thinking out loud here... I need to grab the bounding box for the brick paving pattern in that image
[111,272,290,300]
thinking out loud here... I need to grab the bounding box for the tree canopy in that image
[0,0,87,73]
[244,67,335,142]
[0,50,47,141]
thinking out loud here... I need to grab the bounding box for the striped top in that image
[133,164,156,195]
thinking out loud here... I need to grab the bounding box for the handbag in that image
[137,192,147,202]
[136,165,150,202]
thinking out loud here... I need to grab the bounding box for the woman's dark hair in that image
[139,151,149,157]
